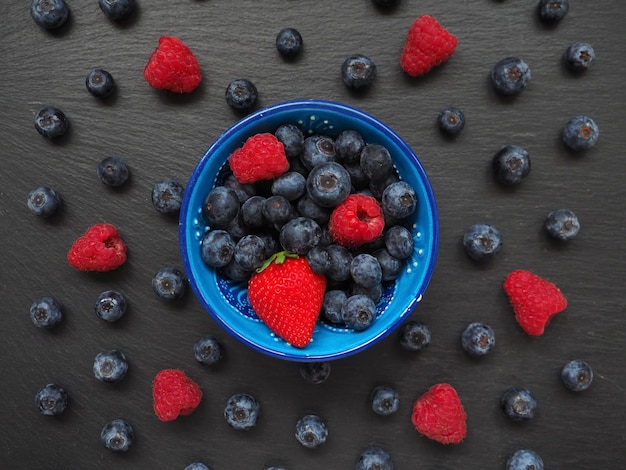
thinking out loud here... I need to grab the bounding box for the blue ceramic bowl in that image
[179,99,439,362]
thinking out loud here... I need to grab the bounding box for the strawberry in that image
[228,133,290,184]
[67,223,127,272]
[328,193,385,248]
[411,383,467,445]
[143,36,202,93]
[400,15,458,77]
[503,269,567,336]
[152,369,203,422]
[247,252,326,348]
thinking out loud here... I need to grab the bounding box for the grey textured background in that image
[1,1,625,468]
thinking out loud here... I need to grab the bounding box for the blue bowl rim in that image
[179,98,439,362]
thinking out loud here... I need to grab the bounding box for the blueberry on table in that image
[356,446,394,470]
[86,69,116,98]
[193,336,223,366]
[152,178,185,214]
[370,385,400,416]
[225,79,258,113]
[95,290,127,322]
[462,223,502,262]
[35,383,69,416]
[99,0,136,22]
[31,0,69,30]
[224,393,260,430]
[506,449,544,470]
[93,350,129,383]
[100,419,134,452]
[300,361,332,384]
[438,106,465,135]
[399,320,431,352]
[34,106,69,139]
[294,414,328,448]
[537,0,569,23]
[342,54,377,89]
[544,208,580,240]
[461,322,496,357]
[276,27,303,57]
[152,267,186,300]
[564,42,595,72]
[492,145,530,185]
[97,156,129,186]
[30,296,63,328]
[184,464,210,470]
[562,115,599,151]
[500,386,537,421]
[561,359,593,392]
[27,186,62,217]
[491,57,531,95]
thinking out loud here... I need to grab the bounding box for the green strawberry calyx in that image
[255,251,298,273]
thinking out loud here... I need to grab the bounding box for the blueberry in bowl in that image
[179,100,439,362]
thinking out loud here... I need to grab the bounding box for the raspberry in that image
[143,36,202,93]
[503,270,567,336]
[67,223,127,272]
[411,383,467,445]
[228,133,289,184]
[400,15,458,77]
[152,369,202,422]
[328,194,385,248]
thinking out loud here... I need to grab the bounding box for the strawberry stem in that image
[255,251,298,273]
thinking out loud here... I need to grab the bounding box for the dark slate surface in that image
[2,1,625,468]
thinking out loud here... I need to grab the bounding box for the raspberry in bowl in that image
[179,99,439,361]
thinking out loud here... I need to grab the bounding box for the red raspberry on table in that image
[411,383,467,445]
[143,36,202,93]
[228,132,290,184]
[400,15,458,77]
[152,369,203,422]
[328,193,385,248]
[503,269,567,336]
[67,223,127,272]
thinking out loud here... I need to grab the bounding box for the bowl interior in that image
[180,100,439,361]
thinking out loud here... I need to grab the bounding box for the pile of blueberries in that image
[200,123,418,331]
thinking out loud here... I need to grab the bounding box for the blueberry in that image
[300,362,331,384]
[506,449,544,470]
[202,185,240,227]
[258,231,280,258]
[223,174,256,203]
[201,230,236,268]
[275,123,305,158]
[492,145,530,185]
[360,144,392,182]
[152,178,185,214]
[152,267,186,300]
[220,259,253,282]
[326,244,353,281]
[544,209,580,240]
[384,225,414,260]
[373,248,403,281]
[564,42,595,72]
[370,385,400,416]
[537,0,568,23]
[224,393,260,430]
[233,234,265,270]
[350,253,382,288]
[34,106,68,139]
[262,195,296,226]
[36,384,69,416]
[342,294,377,331]
[491,57,531,95]
[307,245,331,275]
[335,129,365,164]
[302,135,337,170]
[31,0,69,30]
[356,446,393,470]
[500,386,537,421]
[438,106,465,135]
[462,223,503,262]
[276,27,303,57]
[225,79,258,113]
[86,69,116,98]
[399,320,431,352]
[351,281,383,304]
[93,350,129,383]
[97,156,129,187]
[27,186,62,217]
[99,0,135,21]
[184,463,210,470]
[344,162,370,190]
[461,322,495,357]
[279,217,322,255]
[321,290,347,324]
[561,359,593,392]
[562,115,599,151]
[306,162,351,208]
[101,419,134,452]
[193,335,223,366]
[240,195,266,228]
[30,296,63,328]
[294,414,328,448]
[95,290,127,322]
[381,181,417,219]
[272,172,307,201]
[342,54,377,89]
[296,195,331,226]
